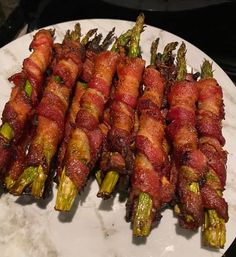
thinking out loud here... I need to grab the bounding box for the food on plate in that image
[0,14,229,249]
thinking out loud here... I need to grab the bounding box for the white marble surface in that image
[0,19,236,257]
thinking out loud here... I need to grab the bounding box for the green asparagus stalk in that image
[111,29,132,52]
[128,13,144,58]
[161,41,179,64]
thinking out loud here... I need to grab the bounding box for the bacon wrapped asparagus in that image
[0,29,54,173]
[54,27,128,211]
[10,24,85,197]
[166,43,207,229]
[127,40,178,237]
[197,60,228,248]
[56,29,116,179]
[97,13,145,199]
[3,28,99,191]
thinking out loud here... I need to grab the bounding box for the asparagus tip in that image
[201,59,214,79]
[176,41,187,81]
[150,38,159,65]
[203,209,226,249]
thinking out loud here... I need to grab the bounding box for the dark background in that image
[1,0,236,82]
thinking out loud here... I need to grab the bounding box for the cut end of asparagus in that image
[97,170,119,199]
[31,165,47,198]
[133,192,153,237]
[95,170,102,187]
[4,175,16,190]
[10,166,38,195]
[0,122,14,141]
[55,168,78,211]
[203,209,226,249]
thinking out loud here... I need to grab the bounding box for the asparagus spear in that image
[132,40,178,237]
[171,42,203,227]
[200,60,226,248]
[98,13,145,198]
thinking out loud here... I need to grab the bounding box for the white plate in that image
[0,19,236,257]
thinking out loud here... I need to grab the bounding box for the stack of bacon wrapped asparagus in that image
[0,13,228,249]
